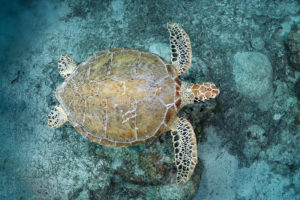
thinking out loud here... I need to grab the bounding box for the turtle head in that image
[181,82,220,105]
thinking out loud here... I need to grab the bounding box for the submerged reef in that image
[285,23,300,71]
[0,0,300,199]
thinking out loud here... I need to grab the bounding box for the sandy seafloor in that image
[0,0,300,199]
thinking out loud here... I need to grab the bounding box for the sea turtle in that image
[48,23,220,185]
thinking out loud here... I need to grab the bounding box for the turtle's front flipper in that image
[167,23,192,76]
[170,117,198,185]
[58,54,77,78]
[48,105,68,128]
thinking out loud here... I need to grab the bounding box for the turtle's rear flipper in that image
[58,54,77,78]
[170,117,198,185]
[167,23,192,76]
[48,105,68,128]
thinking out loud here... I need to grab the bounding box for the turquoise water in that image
[0,0,299,199]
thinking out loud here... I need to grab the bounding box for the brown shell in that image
[56,48,181,147]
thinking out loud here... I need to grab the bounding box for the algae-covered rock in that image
[86,136,202,199]
[251,37,265,50]
[243,124,268,160]
[233,52,274,110]
[285,24,300,71]
[233,52,273,101]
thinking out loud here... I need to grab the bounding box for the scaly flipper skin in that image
[170,117,198,185]
[48,105,68,128]
[167,23,192,76]
[58,54,77,78]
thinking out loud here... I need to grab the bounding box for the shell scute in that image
[139,52,168,78]
[105,96,136,142]
[156,76,176,105]
[89,54,110,81]
[85,96,106,127]
[165,105,177,125]
[77,81,98,97]
[70,93,85,123]
[135,97,167,140]
[111,50,140,67]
